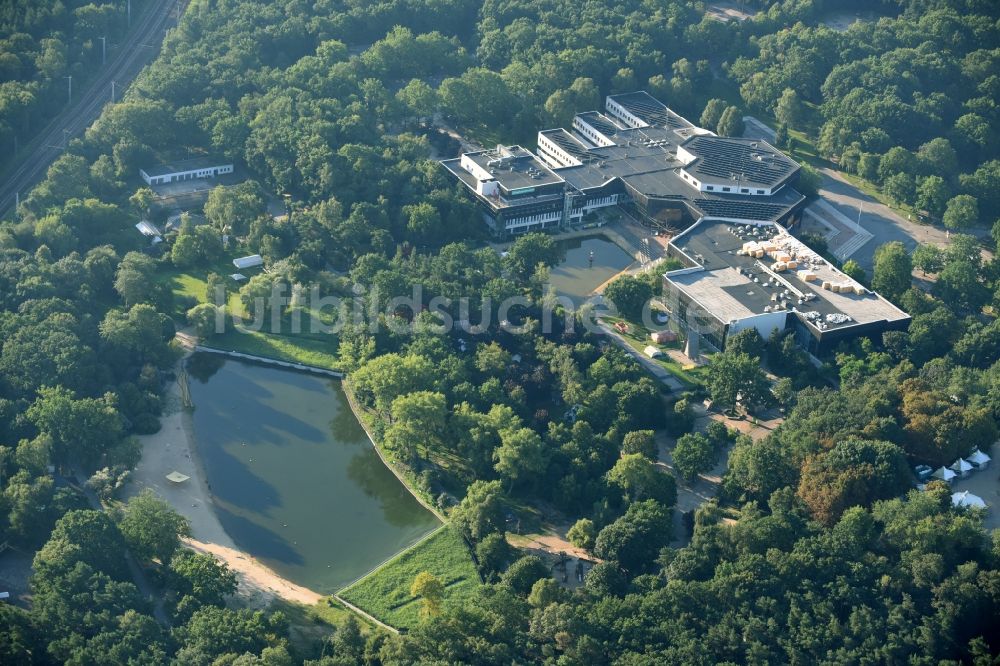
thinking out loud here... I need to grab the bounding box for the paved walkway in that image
[194,345,343,377]
[818,168,954,270]
[598,322,686,391]
[658,403,783,547]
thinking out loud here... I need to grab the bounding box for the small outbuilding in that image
[650,330,677,344]
[643,345,664,359]
[967,448,991,470]
[233,254,263,270]
[140,158,233,186]
[951,491,987,510]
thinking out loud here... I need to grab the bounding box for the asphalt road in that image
[0,0,181,218]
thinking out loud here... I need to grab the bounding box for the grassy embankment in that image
[600,314,712,388]
[338,525,481,631]
[157,256,341,370]
[268,596,373,658]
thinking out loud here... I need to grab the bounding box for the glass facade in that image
[663,276,727,352]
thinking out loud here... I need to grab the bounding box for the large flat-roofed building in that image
[440,145,568,234]
[664,220,910,355]
[440,90,908,353]
[441,91,806,236]
[140,157,234,186]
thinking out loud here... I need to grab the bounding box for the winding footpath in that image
[73,471,171,627]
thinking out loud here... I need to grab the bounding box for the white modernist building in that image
[140,157,234,186]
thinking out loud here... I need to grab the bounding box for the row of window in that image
[573,119,610,147]
[506,211,562,228]
[537,140,576,168]
[703,184,766,195]
[680,168,771,196]
[606,101,640,129]
[147,165,232,185]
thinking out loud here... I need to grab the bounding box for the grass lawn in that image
[339,525,481,631]
[205,327,340,370]
[156,254,250,320]
[157,255,343,370]
[601,315,710,388]
[268,596,373,659]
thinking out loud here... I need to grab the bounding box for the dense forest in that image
[2,0,1000,663]
[0,0,154,168]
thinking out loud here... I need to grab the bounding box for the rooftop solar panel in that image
[578,112,620,137]
[693,199,789,221]
[683,136,797,188]
[546,130,589,159]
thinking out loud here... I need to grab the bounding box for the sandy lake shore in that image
[125,363,323,607]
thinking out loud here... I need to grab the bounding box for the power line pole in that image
[99,36,106,65]
[66,75,72,104]
[127,0,131,27]
[111,80,116,103]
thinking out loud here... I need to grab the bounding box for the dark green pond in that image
[186,353,440,593]
[549,235,635,304]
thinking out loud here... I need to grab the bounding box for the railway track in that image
[0,0,182,218]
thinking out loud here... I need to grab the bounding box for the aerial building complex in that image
[441,92,909,353]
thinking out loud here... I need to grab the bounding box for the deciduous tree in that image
[119,489,191,564]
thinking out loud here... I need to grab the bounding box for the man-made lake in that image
[186,353,440,593]
[548,235,635,304]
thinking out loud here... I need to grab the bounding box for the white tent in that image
[967,448,991,469]
[166,471,190,484]
[952,491,987,510]
[232,254,263,269]
[643,345,664,359]
[931,466,956,483]
[949,458,974,478]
